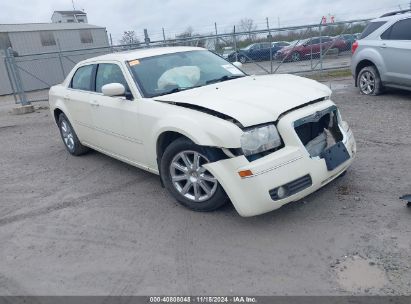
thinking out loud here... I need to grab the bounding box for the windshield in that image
[128,50,245,98]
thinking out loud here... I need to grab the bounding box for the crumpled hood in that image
[155,74,331,127]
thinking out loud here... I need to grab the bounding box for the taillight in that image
[352,41,359,54]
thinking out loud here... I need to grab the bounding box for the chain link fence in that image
[2,18,370,105]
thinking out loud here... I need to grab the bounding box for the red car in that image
[275,36,347,62]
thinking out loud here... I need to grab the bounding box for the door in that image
[307,38,321,58]
[380,18,411,86]
[65,64,97,145]
[258,43,271,60]
[90,63,146,165]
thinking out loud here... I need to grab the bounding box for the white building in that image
[0,22,110,95]
[52,10,88,23]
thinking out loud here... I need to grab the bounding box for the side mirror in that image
[101,83,126,97]
[233,61,243,68]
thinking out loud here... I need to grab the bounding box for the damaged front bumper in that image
[204,100,356,217]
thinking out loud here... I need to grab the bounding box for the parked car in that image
[351,10,411,95]
[276,36,347,61]
[49,46,356,217]
[228,41,290,63]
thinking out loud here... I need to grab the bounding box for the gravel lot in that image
[0,77,410,296]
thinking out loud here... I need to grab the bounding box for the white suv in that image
[351,10,411,95]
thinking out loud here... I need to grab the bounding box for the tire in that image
[357,66,383,96]
[58,113,89,156]
[238,55,247,64]
[291,51,301,62]
[331,48,340,56]
[160,138,228,212]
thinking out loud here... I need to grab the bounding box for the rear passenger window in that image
[381,18,411,40]
[95,63,129,93]
[71,65,94,91]
[359,21,386,39]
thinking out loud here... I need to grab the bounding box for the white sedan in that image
[49,47,356,217]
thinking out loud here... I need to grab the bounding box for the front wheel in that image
[160,138,228,212]
[238,55,247,64]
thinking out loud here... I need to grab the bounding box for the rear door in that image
[258,43,271,60]
[66,64,97,145]
[380,18,411,86]
[90,62,146,165]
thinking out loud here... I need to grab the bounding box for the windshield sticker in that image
[222,64,243,75]
[129,59,140,66]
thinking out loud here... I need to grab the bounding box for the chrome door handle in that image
[64,96,70,102]
[91,100,100,107]
[381,43,387,48]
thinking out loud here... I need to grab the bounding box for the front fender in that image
[142,102,243,169]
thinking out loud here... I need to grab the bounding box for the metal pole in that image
[7,47,29,106]
[4,56,17,103]
[162,27,166,44]
[319,23,323,74]
[233,26,238,62]
[214,22,218,52]
[310,27,313,70]
[267,17,273,74]
[144,29,150,47]
[109,33,114,53]
[56,39,66,79]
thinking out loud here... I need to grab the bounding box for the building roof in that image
[0,23,104,33]
[53,10,86,15]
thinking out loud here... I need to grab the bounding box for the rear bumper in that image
[204,101,356,217]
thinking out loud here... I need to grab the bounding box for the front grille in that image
[269,174,312,201]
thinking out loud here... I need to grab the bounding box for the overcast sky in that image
[0,0,409,42]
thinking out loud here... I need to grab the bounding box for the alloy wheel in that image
[60,120,75,151]
[169,150,218,202]
[359,71,375,95]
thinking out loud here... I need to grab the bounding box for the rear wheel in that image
[58,113,89,156]
[160,138,228,212]
[357,66,383,96]
[291,52,301,62]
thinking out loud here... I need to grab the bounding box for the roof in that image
[373,11,411,22]
[53,10,86,15]
[82,47,205,63]
[0,23,105,33]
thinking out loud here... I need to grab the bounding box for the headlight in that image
[240,124,282,156]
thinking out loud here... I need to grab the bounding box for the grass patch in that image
[304,68,352,81]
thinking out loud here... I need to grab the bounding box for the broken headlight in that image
[240,124,282,156]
